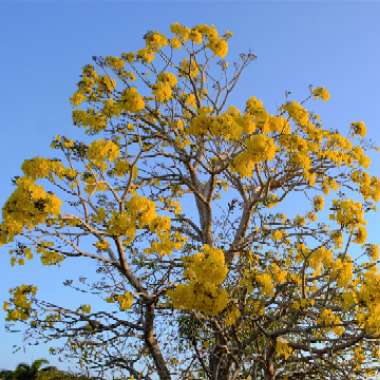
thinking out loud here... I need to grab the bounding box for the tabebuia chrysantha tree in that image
[2,23,380,380]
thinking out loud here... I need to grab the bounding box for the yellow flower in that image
[276,337,293,360]
[246,134,277,163]
[1,178,61,242]
[272,230,284,242]
[87,139,120,168]
[256,272,274,296]
[120,87,145,113]
[137,48,155,63]
[145,32,168,51]
[116,291,134,311]
[283,101,309,127]
[170,22,190,42]
[368,244,379,261]
[354,225,367,244]
[190,28,203,44]
[170,37,182,49]
[157,72,178,87]
[70,91,86,106]
[121,52,135,62]
[312,87,330,101]
[167,245,229,316]
[152,82,173,103]
[246,96,265,115]
[351,121,367,138]
[99,75,117,93]
[179,58,199,78]
[231,152,255,178]
[208,38,228,58]
[105,56,125,70]
[313,195,325,212]
[21,157,66,180]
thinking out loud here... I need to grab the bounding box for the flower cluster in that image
[167,245,229,315]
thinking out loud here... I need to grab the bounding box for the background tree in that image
[1,23,380,379]
[12,359,49,380]
[0,360,91,380]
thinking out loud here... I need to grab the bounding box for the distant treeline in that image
[0,359,91,380]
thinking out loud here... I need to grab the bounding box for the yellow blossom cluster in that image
[3,285,37,321]
[313,195,325,212]
[351,121,367,138]
[116,291,134,311]
[246,96,291,134]
[179,58,199,78]
[331,199,365,227]
[189,107,256,139]
[145,32,168,51]
[207,37,228,58]
[171,23,229,58]
[351,170,380,202]
[112,158,138,179]
[283,101,310,127]
[21,157,75,181]
[368,244,379,261]
[246,134,277,162]
[87,138,120,170]
[318,308,344,336]
[80,304,92,314]
[70,64,99,105]
[106,291,134,311]
[312,86,330,102]
[126,194,158,227]
[37,241,65,266]
[144,231,186,256]
[107,211,136,243]
[356,268,380,335]
[104,56,125,71]
[271,230,285,242]
[1,178,61,243]
[135,32,168,64]
[255,272,274,296]
[72,109,107,133]
[167,245,229,315]
[308,246,334,275]
[120,87,145,113]
[152,72,178,103]
[330,199,367,244]
[94,239,110,251]
[232,134,277,177]
[136,48,155,63]
[275,337,293,360]
[70,67,117,107]
[106,194,185,255]
[332,257,353,287]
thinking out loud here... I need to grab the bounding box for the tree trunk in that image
[209,344,231,380]
[264,360,276,380]
[144,303,171,380]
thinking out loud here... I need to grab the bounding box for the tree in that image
[13,360,47,380]
[1,22,380,380]
[0,360,91,380]
[11,359,48,380]
[0,370,14,380]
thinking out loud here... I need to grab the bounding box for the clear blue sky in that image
[1,0,380,372]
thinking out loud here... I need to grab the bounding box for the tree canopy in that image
[2,23,380,380]
[0,359,90,380]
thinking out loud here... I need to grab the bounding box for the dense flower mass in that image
[1,22,380,380]
[1,178,61,243]
[167,245,229,315]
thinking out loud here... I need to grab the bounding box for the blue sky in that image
[1,0,380,372]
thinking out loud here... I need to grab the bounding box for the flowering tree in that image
[2,23,380,380]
